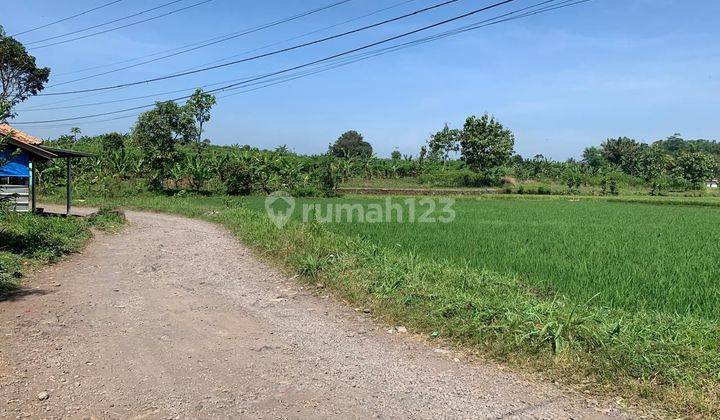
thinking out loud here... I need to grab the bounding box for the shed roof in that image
[1,124,95,161]
[0,123,44,145]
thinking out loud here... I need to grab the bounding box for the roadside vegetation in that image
[0,206,125,292]
[50,192,720,417]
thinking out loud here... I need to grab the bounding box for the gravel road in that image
[0,209,628,418]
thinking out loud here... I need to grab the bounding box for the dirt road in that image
[0,209,627,418]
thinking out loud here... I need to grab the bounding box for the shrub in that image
[601,176,620,196]
[317,158,342,197]
[418,169,503,188]
[221,159,255,195]
[537,185,552,195]
[649,177,670,196]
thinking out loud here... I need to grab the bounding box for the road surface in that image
[0,209,627,418]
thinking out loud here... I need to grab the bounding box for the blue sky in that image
[4,0,719,159]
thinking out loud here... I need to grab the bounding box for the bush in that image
[418,169,503,188]
[317,158,342,197]
[537,185,552,195]
[221,159,255,195]
[649,177,670,196]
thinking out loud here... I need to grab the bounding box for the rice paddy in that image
[249,196,720,319]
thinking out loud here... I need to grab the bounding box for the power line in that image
[47,0,356,87]
[149,0,421,79]
[21,72,297,111]
[49,0,416,87]
[11,0,125,37]
[39,0,466,96]
[26,0,186,45]
[28,0,214,49]
[26,0,415,108]
[22,2,424,113]
[51,0,363,78]
[16,0,520,120]
[15,0,592,127]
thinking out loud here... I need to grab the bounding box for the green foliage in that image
[129,90,216,190]
[329,130,373,158]
[99,132,126,151]
[36,117,720,201]
[564,167,583,194]
[459,114,515,172]
[427,123,461,161]
[221,158,254,195]
[185,88,216,142]
[132,101,196,189]
[600,175,620,196]
[0,213,91,261]
[87,206,127,232]
[674,151,717,186]
[581,146,607,170]
[655,133,720,157]
[418,169,503,188]
[317,156,342,196]
[390,150,402,160]
[649,176,670,196]
[0,25,51,120]
[601,137,642,169]
[636,145,671,181]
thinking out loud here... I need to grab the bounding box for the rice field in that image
[249,196,720,319]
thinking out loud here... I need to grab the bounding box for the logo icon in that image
[264,191,295,229]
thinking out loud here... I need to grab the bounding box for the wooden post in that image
[31,160,37,214]
[66,157,71,216]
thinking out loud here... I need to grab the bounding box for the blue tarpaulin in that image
[0,148,30,178]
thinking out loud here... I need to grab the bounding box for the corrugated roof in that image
[0,124,44,145]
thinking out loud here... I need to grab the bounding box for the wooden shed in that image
[0,124,92,214]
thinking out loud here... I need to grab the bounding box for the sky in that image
[3,0,719,160]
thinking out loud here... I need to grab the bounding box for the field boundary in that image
[339,187,720,208]
[338,187,501,196]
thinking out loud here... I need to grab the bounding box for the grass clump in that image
[0,252,23,293]
[0,213,92,261]
[0,207,126,291]
[88,206,127,232]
